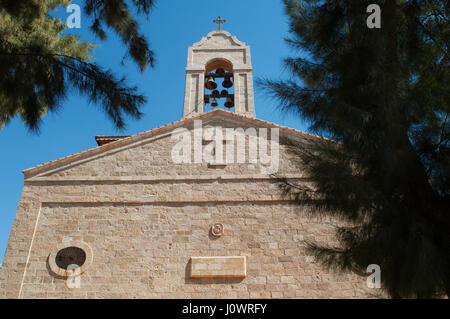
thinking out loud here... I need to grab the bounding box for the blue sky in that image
[0,0,309,263]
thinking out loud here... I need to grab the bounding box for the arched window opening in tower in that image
[204,58,235,112]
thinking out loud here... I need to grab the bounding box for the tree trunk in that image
[382,0,437,208]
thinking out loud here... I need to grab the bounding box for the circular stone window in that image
[48,240,93,277]
[55,247,86,270]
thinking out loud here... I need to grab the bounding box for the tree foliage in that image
[0,0,156,131]
[262,0,449,298]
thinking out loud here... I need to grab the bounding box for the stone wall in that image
[0,119,383,298]
[2,197,380,298]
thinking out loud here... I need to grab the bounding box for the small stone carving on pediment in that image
[193,30,246,49]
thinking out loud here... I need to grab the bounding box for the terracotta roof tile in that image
[95,136,130,146]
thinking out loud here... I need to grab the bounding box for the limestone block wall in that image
[1,190,380,298]
[0,120,384,299]
[38,121,303,179]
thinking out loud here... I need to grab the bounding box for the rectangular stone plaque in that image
[190,256,247,278]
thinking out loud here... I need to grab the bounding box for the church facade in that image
[0,30,379,298]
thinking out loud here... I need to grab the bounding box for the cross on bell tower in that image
[213,16,227,31]
[182,24,256,118]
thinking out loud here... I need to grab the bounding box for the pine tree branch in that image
[0,47,145,129]
[0,50,140,99]
[416,17,450,62]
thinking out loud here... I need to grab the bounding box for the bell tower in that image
[183,18,256,118]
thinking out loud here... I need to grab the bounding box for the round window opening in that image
[55,246,86,270]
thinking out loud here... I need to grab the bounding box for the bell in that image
[222,75,233,88]
[212,90,220,97]
[211,98,218,107]
[204,96,210,104]
[221,90,228,96]
[224,96,234,108]
[215,68,225,76]
[205,77,217,90]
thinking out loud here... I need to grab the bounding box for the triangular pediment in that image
[193,30,246,49]
[23,109,330,180]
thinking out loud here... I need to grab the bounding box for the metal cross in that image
[213,16,227,31]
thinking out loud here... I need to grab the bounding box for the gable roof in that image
[22,109,333,179]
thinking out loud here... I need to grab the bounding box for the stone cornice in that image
[39,199,300,206]
[25,174,309,183]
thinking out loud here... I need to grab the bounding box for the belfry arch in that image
[205,58,233,74]
[204,58,235,111]
[183,30,255,118]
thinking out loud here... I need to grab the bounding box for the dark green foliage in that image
[262,0,449,298]
[0,0,155,131]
